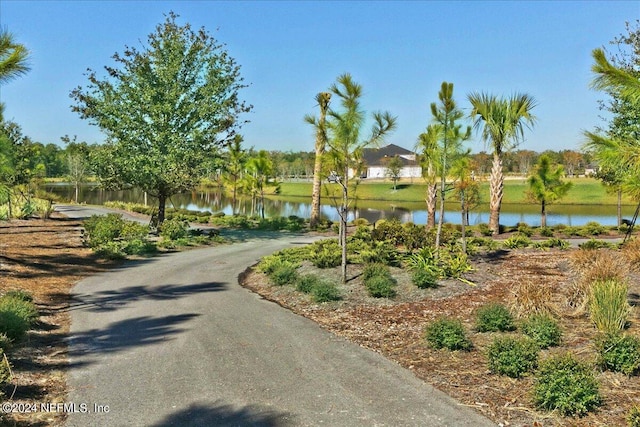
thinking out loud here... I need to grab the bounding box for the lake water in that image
[46,184,635,227]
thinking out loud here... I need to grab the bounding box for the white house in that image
[358,144,422,179]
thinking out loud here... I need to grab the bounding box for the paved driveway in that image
[61,205,495,426]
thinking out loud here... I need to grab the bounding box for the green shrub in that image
[309,240,342,268]
[533,237,570,250]
[503,235,532,249]
[424,318,472,351]
[402,223,429,250]
[467,237,499,251]
[269,264,299,286]
[539,226,554,237]
[532,353,601,416]
[478,223,493,236]
[412,269,439,289]
[160,218,189,240]
[371,219,405,245]
[296,274,321,294]
[364,274,397,298]
[358,241,399,266]
[4,290,33,303]
[258,256,298,275]
[584,221,606,236]
[362,263,390,281]
[121,221,150,241]
[476,303,516,332]
[579,239,616,250]
[629,405,640,427]
[589,279,631,334]
[83,213,125,247]
[0,349,11,387]
[487,336,539,378]
[521,314,562,349]
[311,282,341,303]
[123,238,157,255]
[0,295,38,342]
[517,223,534,237]
[94,241,127,259]
[441,252,472,278]
[406,247,438,271]
[596,333,640,376]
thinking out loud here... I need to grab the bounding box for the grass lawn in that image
[277,177,634,206]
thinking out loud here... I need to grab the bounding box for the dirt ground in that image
[0,216,639,426]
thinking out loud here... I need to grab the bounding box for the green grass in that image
[276,178,635,206]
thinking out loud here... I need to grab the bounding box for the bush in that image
[295,274,321,294]
[358,241,399,266]
[0,295,38,341]
[487,336,539,378]
[309,240,342,268]
[362,263,390,281]
[517,223,534,237]
[521,314,562,349]
[503,235,532,249]
[364,274,397,298]
[83,213,125,247]
[311,282,341,303]
[477,223,493,236]
[0,349,11,388]
[4,290,33,303]
[269,264,299,286]
[629,405,640,427]
[476,303,516,332]
[579,239,616,250]
[539,226,554,237]
[584,221,606,236]
[533,238,570,250]
[160,218,189,241]
[589,279,631,334]
[371,219,405,245]
[258,256,299,275]
[424,318,472,351]
[596,333,640,376]
[532,353,601,416]
[412,269,439,289]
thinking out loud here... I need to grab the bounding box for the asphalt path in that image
[60,205,495,426]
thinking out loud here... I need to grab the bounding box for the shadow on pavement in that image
[64,281,226,312]
[69,313,199,358]
[150,401,295,427]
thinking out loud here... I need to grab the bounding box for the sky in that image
[0,1,638,154]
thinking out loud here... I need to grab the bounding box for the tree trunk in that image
[310,149,323,229]
[426,183,437,229]
[158,193,167,227]
[74,182,79,204]
[489,153,504,235]
[460,190,467,254]
[617,188,622,227]
[341,165,349,284]
[541,199,546,228]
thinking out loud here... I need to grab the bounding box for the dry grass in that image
[510,280,556,318]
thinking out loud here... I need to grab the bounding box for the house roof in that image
[362,144,417,167]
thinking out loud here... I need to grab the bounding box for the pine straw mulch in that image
[0,215,114,427]
[241,246,640,427]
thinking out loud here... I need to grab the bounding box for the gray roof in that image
[362,144,417,167]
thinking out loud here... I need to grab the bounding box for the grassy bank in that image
[276,177,635,206]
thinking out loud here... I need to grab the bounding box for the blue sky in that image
[1,1,638,153]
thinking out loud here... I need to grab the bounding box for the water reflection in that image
[46,184,633,227]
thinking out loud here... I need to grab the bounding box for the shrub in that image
[295,274,321,294]
[83,214,125,247]
[412,269,439,289]
[517,223,534,237]
[269,264,299,286]
[467,237,499,251]
[160,218,189,241]
[503,235,532,249]
[539,226,554,237]
[359,241,399,266]
[487,336,539,378]
[402,223,429,250]
[309,240,342,268]
[579,239,616,250]
[589,279,631,334]
[371,219,404,245]
[476,303,516,332]
[4,290,33,303]
[533,238,570,250]
[511,281,555,317]
[311,282,341,303]
[521,314,562,348]
[629,405,640,427]
[440,252,472,278]
[364,275,397,298]
[123,238,157,256]
[596,333,640,376]
[362,263,390,280]
[584,221,606,236]
[258,256,299,275]
[0,294,39,342]
[0,295,38,325]
[424,318,472,351]
[532,353,601,416]
[477,223,493,236]
[0,349,11,388]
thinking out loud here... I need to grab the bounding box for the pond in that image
[45,183,636,227]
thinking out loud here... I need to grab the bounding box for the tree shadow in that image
[150,401,295,427]
[62,281,226,313]
[69,313,200,358]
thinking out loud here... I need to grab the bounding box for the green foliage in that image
[0,294,38,341]
[533,238,570,250]
[358,241,399,266]
[424,318,473,351]
[257,256,299,275]
[467,236,499,251]
[0,349,11,388]
[503,235,532,249]
[364,274,397,298]
[477,223,493,236]
[533,353,601,416]
[487,336,539,378]
[83,213,126,247]
[584,221,606,236]
[539,226,554,237]
[516,223,534,237]
[362,263,390,281]
[269,264,299,286]
[476,303,516,332]
[160,218,189,241]
[4,289,33,303]
[412,269,439,289]
[440,251,472,278]
[589,279,631,334]
[402,223,429,250]
[596,333,640,376]
[311,281,341,303]
[629,405,640,427]
[295,274,320,294]
[521,314,562,349]
[371,219,405,245]
[309,239,342,268]
[83,214,155,258]
[579,239,616,250]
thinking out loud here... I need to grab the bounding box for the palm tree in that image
[527,155,572,227]
[245,151,273,219]
[224,135,247,215]
[468,92,536,234]
[0,29,30,121]
[416,125,441,228]
[591,48,640,101]
[305,92,331,229]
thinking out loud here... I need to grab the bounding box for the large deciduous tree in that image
[468,92,536,235]
[305,92,331,229]
[70,12,251,225]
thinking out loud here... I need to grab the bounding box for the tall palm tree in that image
[591,48,640,101]
[0,29,31,121]
[305,92,331,229]
[416,125,441,228]
[468,92,536,234]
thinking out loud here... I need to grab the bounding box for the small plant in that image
[596,332,640,376]
[412,269,439,289]
[503,235,532,249]
[629,405,640,427]
[584,221,606,236]
[579,239,616,250]
[476,303,516,332]
[589,279,631,334]
[517,223,534,237]
[359,241,399,266]
[0,294,38,341]
[269,264,299,286]
[487,336,539,378]
[364,275,397,298]
[311,281,341,303]
[362,263,390,280]
[539,226,554,237]
[0,349,11,388]
[532,353,601,416]
[477,223,493,236]
[424,318,472,351]
[309,240,342,268]
[521,314,562,349]
[533,238,570,250]
[511,281,554,317]
[295,274,320,294]
[160,218,189,240]
[4,289,33,303]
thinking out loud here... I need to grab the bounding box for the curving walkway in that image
[61,205,495,426]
